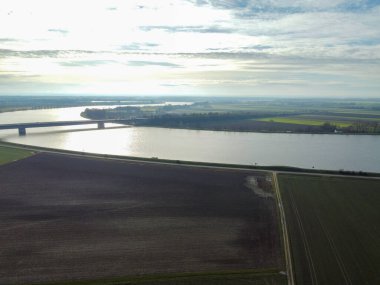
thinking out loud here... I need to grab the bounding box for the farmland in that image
[0,153,284,285]
[81,97,380,134]
[258,116,352,127]
[278,174,380,285]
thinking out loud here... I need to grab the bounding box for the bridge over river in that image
[0,119,137,136]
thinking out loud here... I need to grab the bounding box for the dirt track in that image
[0,153,282,284]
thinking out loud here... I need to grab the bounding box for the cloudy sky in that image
[1,0,379,97]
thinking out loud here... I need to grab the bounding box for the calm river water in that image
[1,105,379,172]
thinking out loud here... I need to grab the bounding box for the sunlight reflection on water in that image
[1,107,380,172]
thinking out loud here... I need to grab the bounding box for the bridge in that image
[0,119,137,136]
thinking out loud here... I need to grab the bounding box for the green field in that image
[299,114,380,122]
[0,145,34,165]
[278,174,380,285]
[258,117,351,127]
[258,112,380,128]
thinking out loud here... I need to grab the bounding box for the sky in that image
[0,0,379,97]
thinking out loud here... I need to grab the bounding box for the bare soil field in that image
[279,174,380,285]
[0,153,283,284]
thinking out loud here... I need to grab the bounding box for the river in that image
[0,105,379,172]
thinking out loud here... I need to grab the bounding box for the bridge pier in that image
[97,122,105,129]
[18,127,26,136]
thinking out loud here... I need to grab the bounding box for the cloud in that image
[0,49,95,58]
[177,51,270,60]
[188,0,249,10]
[189,0,379,12]
[60,60,115,67]
[48,29,69,35]
[0,73,40,80]
[0,38,19,42]
[120,42,159,51]
[336,0,380,12]
[128,60,182,67]
[140,25,236,34]
[0,0,379,97]
[160,83,190,87]
[241,45,273,50]
[0,49,61,58]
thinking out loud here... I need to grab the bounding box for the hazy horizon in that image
[1,0,379,97]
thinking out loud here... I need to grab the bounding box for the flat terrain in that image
[278,174,380,285]
[82,98,380,134]
[0,153,283,285]
[0,145,34,165]
[258,116,352,127]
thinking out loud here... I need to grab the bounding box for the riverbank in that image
[2,141,379,178]
[119,122,380,136]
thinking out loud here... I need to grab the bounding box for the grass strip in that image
[258,117,351,127]
[0,144,34,165]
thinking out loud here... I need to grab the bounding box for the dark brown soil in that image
[0,153,282,284]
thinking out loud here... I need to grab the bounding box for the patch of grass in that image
[279,174,380,285]
[0,145,34,165]
[258,117,324,126]
[298,114,380,122]
[258,117,351,127]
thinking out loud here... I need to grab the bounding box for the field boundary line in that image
[273,172,295,285]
